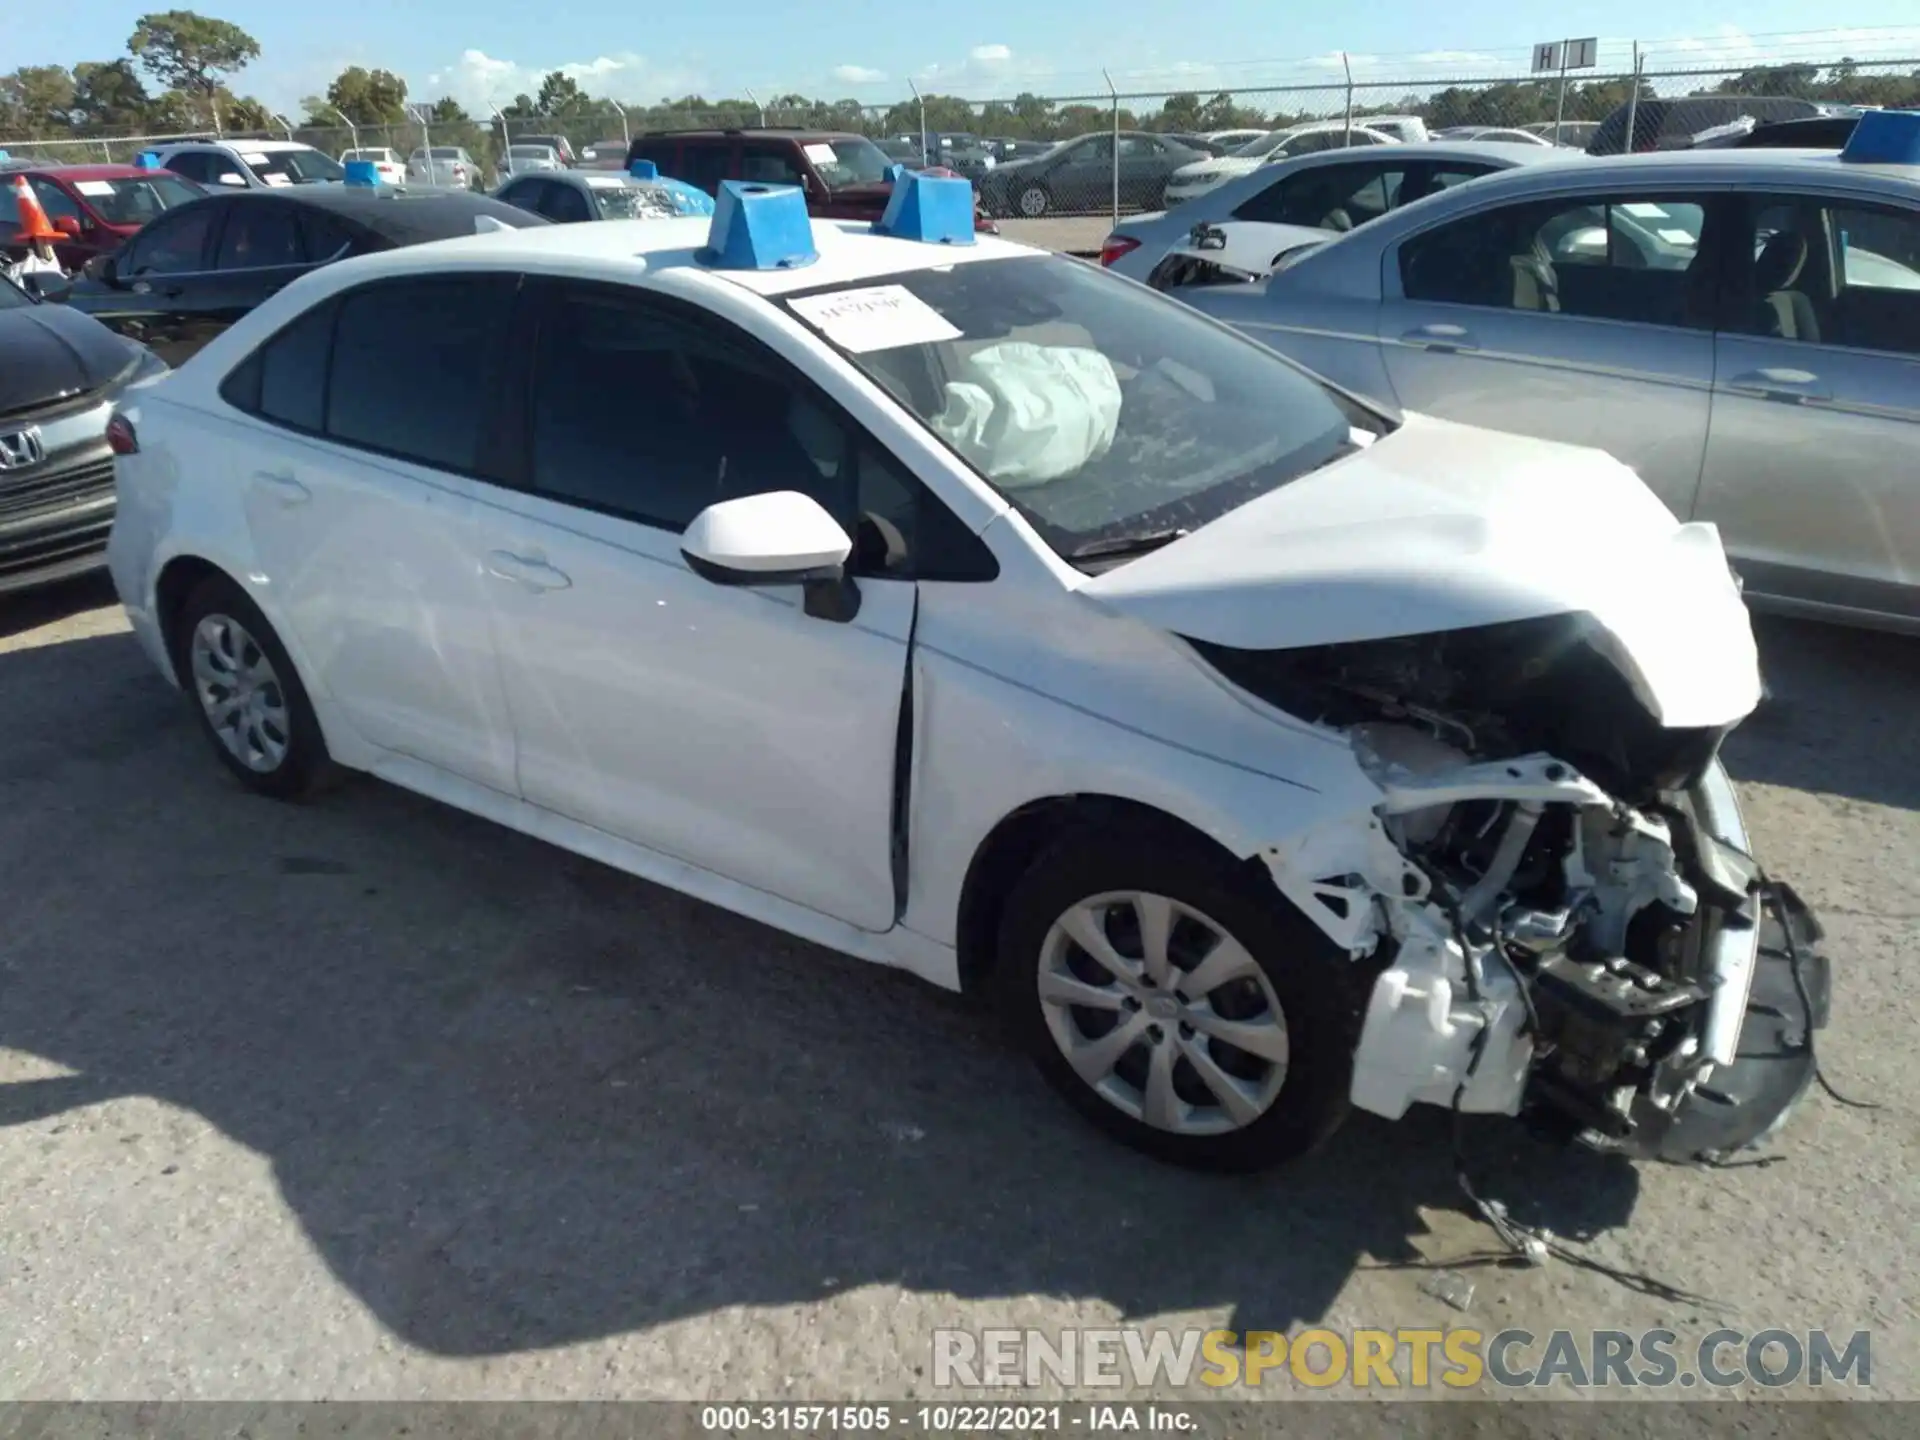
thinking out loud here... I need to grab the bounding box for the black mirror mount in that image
[802,571,862,624]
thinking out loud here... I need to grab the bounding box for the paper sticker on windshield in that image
[74,180,115,196]
[261,172,291,187]
[803,143,837,166]
[788,285,962,353]
[585,175,629,187]
[241,152,271,164]
[1618,202,1667,219]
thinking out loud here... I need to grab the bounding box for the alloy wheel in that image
[1037,890,1289,1136]
[189,613,291,773]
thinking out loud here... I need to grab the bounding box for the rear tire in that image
[995,819,1359,1171]
[170,574,338,800]
[1016,183,1052,218]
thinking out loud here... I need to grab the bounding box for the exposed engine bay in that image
[1188,614,1829,1160]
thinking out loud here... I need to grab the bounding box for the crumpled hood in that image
[1081,414,1761,729]
[0,302,136,418]
[1167,219,1334,275]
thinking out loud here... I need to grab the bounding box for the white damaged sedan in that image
[104,177,1830,1172]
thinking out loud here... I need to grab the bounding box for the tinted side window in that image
[539,183,592,223]
[259,300,336,429]
[29,179,81,223]
[1735,197,1920,357]
[298,210,358,260]
[529,286,848,530]
[497,180,544,215]
[326,277,514,471]
[853,446,997,582]
[163,153,210,183]
[215,202,302,269]
[1400,193,1712,328]
[122,205,218,274]
[741,144,804,186]
[1234,163,1405,228]
[678,143,733,196]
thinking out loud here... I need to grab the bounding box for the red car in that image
[0,163,205,270]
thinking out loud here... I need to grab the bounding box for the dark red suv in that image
[1,163,204,270]
[626,127,996,231]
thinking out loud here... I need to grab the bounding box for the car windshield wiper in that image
[1068,528,1191,561]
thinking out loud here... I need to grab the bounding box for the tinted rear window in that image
[326,276,516,472]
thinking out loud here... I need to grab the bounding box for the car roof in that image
[157,139,316,153]
[636,127,867,143]
[295,213,1039,298]
[17,163,161,181]
[1447,146,1920,192]
[190,186,548,243]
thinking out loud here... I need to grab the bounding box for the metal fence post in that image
[1553,39,1571,143]
[1104,69,1119,228]
[909,79,927,164]
[1625,42,1643,152]
[1342,52,1354,140]
[746,88,765,127]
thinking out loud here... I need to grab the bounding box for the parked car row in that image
[1115,112,1918,636]
[79,171,1831,1183]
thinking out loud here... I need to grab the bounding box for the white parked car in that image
[1200,128,1269,151]
[104,179,1828,1172]
[1354,114,1430,145]
[339,147,406,184]
[1100,142,1567,284]
[1164,122,1396,204]
[499,143,564,180]
[408,146,479,189]
[148,139,345,190]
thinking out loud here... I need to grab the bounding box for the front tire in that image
[996,820,1360,1171]
[170,574,337,800]
[1016,183,1052,218]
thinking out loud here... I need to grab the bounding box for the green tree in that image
[0,65,78,137]
[323,65,408,125]
[1155,92,1202,132]
[69,60,152,131]
[128,11,261,132]
[534,70,588,116]
[428,96,469,124]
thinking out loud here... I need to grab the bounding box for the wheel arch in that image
[154,553,231,684]
[954,793,1264,999]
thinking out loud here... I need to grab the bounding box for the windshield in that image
[588,180,711,219]
[807,137,894,187]
[430,147,463,159]
[510,147,556,159]
[242,148,344,185]
[75,174,201,224]
[781,254,1380,560]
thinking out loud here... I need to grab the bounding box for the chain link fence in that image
[5,53,1916,212]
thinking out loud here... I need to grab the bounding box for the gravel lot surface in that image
[0,572,1913,1411]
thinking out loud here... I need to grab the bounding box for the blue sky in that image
[13,4,1920,113]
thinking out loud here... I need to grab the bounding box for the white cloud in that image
[832,64,887,85]
[421,47,707,110]
[969,44,1013,64]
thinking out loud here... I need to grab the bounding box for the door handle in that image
[1400,323,1479,353]
[1727,368,1831,404]
[484,550,573,592]
[252,471,310,506]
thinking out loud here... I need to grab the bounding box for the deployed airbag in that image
[930,342,1120,488]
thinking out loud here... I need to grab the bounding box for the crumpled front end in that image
[1197,613,1830,1161]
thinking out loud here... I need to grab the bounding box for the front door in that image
[1695,192,1920,623]
[80,200,227,367]
[1379,186,1724,519]
[475,280,914,931]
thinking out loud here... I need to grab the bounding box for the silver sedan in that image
[1098,142,1571,283]
[1179,147,1920,634]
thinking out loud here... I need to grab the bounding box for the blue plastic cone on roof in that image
[702,179,816,270]
[343,159,379,187]
[872,166,975,245]
[657,177,716,216]
[628,158,659,179]
[135,151,161,170]
[1840,108,1920,165]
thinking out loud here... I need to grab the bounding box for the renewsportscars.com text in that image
[932,1327,1873,1390]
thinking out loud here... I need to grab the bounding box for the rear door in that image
[82,199,226,365]
[1695,190,1920,624]
[1377,184,1725,519]
[226,273,523,793]
[190,199,316,347]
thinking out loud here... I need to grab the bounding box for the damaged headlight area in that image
[1191,615,1829,1161]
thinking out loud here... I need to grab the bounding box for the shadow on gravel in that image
[1730,615,1920,812]
[0,571,119,642]
[0,627,1649,1360]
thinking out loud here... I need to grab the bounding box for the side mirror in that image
[53,215,83,238]
[21,271,73,304]
[680,490,860,623]
[84,252,118,285]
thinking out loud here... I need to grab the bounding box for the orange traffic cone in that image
[10,175,61,260]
